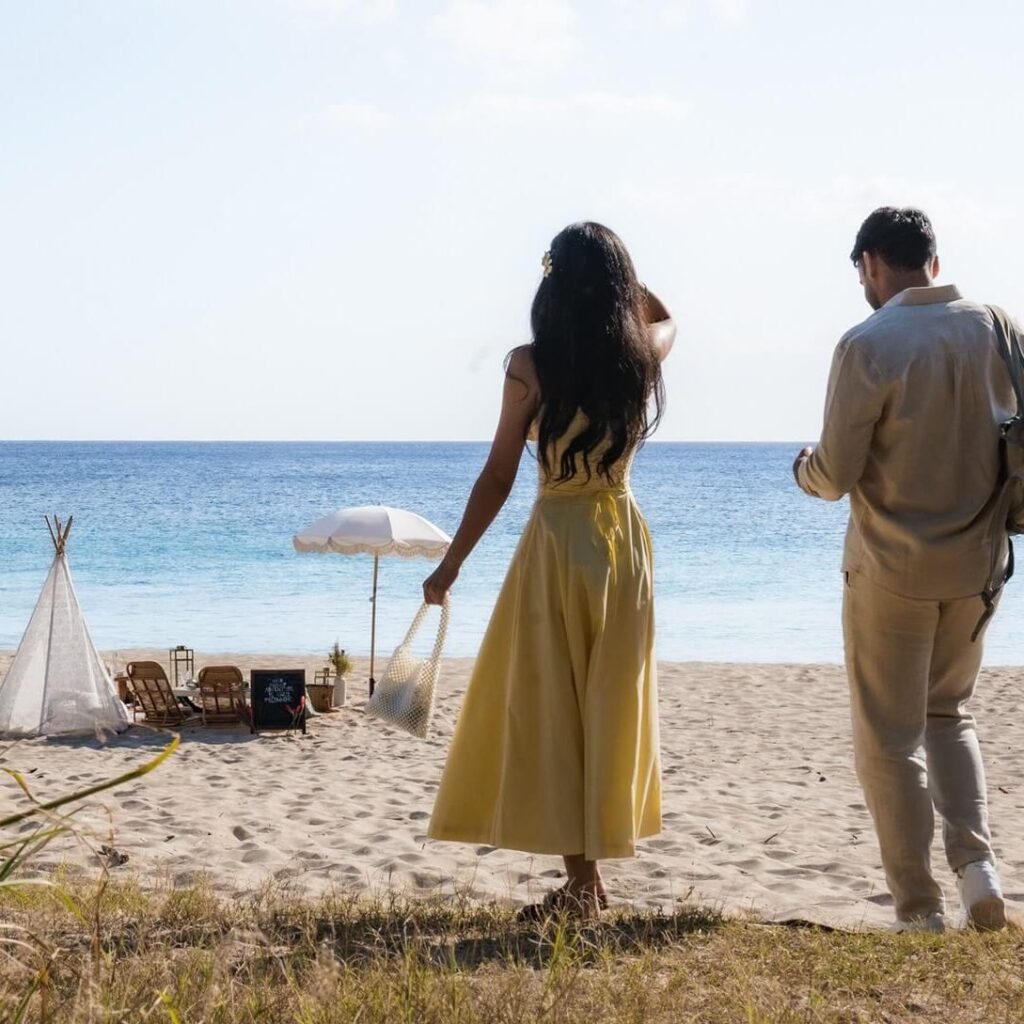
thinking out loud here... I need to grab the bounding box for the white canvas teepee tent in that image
[0,516,130,738]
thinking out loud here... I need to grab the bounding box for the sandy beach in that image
[1,650,1021,932]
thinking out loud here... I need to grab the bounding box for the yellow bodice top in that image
[531,411,635,496]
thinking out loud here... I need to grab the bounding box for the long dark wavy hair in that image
[526,221,665,483]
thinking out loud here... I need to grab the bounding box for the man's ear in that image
[930,254,941,279]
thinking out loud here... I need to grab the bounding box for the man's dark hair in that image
[850,207,937,271]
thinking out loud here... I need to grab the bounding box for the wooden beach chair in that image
[126,661,200,727]
[197,665,250,728]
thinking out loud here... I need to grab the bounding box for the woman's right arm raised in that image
[642,287,676,362]
[422,347,539,605]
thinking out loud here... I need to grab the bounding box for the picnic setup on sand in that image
[117,660,313,735]
[0,508,453,743]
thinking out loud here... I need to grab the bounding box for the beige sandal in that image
[516,884,608,922]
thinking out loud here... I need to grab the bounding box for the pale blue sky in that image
[2,1,1022,441]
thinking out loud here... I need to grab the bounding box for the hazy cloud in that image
[709,0,746,24]
[293,0,396,21]
[434,0,578,76]
[615,0,747,28]
[441,91,691,126]
[799,176,1007,232]
[305,101,393,130]
[658,2,689,28]
[619,173,1007,234]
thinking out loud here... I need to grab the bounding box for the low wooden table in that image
[306,683,334,713]
[114,674,131,703]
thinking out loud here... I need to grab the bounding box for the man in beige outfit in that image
[795,207,1020,932]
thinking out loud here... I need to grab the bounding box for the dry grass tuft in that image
[0,880,1021,1023]
[2,741,1021,1022]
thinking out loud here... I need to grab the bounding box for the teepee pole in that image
[37,537,62,734]
[369,554,379,697]
[44,515,74,557]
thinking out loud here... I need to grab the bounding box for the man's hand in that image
[793,446,814,484]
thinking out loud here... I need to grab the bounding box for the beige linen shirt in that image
[798,284,1017,600]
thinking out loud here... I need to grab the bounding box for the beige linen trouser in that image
[843,570,996,922]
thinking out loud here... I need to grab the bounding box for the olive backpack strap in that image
[972,307,1024,641]
[989,305,1024,417]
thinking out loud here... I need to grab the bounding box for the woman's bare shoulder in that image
[506,344,539,389]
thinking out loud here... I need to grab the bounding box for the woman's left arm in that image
[423,348,539,605]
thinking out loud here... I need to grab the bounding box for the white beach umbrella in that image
[293,505,451,694]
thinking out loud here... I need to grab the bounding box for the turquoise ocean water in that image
[0,442,1020,663]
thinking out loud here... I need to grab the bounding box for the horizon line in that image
[0,438,815,446]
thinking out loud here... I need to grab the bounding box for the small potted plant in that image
[328,642,352,707]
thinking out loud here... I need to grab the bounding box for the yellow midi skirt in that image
[428,485,661,860]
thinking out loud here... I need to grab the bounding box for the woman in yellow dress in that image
[422,222,675,919]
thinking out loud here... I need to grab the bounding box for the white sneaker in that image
[957,860,1006,931]
[889,913,946,934]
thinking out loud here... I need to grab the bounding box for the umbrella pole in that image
[369,554,379,697]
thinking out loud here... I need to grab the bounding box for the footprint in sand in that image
[647,838,681,852]
[730,858,762,871]
[232,825,253,841]
[769,867,814,878]
[408,811,430,820]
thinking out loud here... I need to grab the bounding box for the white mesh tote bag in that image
[366,598,450,739]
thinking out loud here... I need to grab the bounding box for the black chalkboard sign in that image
[250,670,307,733]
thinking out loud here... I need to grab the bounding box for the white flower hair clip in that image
[541,250,553,278]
